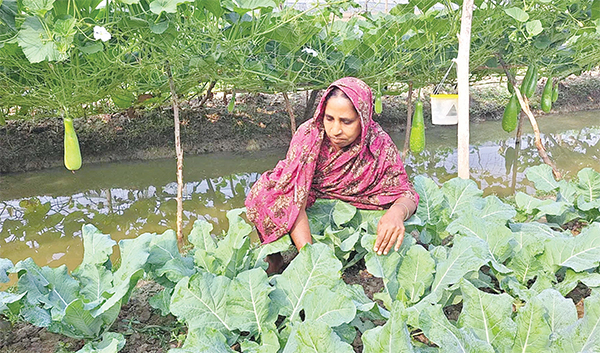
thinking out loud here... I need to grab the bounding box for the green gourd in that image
[552,81,559,102]
[502,94,519,132]
[64,118,82,171]
[375,91,382,114]
[521,65,538,98]
[227,91,236,112]
[541,78,553,113]
[409,100,425,153]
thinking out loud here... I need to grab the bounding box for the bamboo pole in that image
[456,0,474,179]
[402,82,413,160]
[166,61,185,250]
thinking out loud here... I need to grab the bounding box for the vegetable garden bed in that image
[2,164,600,352]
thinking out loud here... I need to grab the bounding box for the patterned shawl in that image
[245,77,419,244]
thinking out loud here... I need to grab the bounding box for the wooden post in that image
[456,0,474,179]
[166,61,185,250]
[402,82,413,160]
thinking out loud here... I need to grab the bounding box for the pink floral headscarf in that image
[245,77,419,244]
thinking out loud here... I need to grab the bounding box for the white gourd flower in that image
[93,26,112,42]
[301,47,318,57]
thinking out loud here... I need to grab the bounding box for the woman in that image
[245,77,419,272]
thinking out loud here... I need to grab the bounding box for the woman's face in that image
[323,95,361,151]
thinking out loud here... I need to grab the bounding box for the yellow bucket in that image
[430,94,458,125]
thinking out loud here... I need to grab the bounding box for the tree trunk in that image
[166,61,185,250]
[282,92,296,135]
[456,0,474,179]
[402,82,413,160]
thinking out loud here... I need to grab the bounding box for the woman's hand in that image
[374,199,415,255]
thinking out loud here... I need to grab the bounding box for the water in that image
[1,110,599,273]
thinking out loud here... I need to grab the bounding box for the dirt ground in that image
[2,73,600,174]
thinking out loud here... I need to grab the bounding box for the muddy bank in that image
[1,73,600,174]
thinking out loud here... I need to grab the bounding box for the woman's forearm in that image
[290,205,312,251]
[391,196,417,221]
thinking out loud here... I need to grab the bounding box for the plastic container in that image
[430,94,458,125]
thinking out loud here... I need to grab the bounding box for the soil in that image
[2,73,600,174]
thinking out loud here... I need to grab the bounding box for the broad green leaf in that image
[307,199,336,235]
[21,303,51,327]
[76,332,125,353]
[17,17,66,63]
[362,301,414,353]
[149,0,191,14]
[419,304,495,353]
[0,292,24,314]
[22,0,54,15]
[396,245,435,304]
[0,258,12,283]
[188,220,217,253]
[506,242,545,285]
[515,192,553,215]
[441,177,483,219]
[575,168,600,210]
[15,259,78,316]
[554,269,600,296]
[505,7,529,22]
[332,201,357,227]
[282,320,354,353]
[447,215,515,268]
[577,294,600,351]
[226,268,274,335]
[512,295,551,352]
[413,176,444,224]
[430,236,491,296]
[241,0,276,8]
[540,223,600,272]
[271,243,341,322]
[526,165,559,192]
[170,273,232,335]
[537,289,577,336]
[526,20,543,37]
[362,234,413,301]
[81,225,116,267]
[147,229,179,266]
[212,209,252,276]
[74,264,113,307]
[240,330,279,353]
[477,195,517,223]
[50,298,115,339]
[458,280,516,349]
[252,234,291,269]
[113,232,153,286]
[149,288,172,316]
[304,286,356,327]
[155,257,195,284]
[169,327,235,353]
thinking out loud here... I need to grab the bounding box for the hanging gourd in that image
[64,117,82,171]
[409,100,425,153]
[541,78,553,113]
[227,90,236,112]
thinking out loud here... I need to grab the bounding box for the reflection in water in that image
[1,110,600,270]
